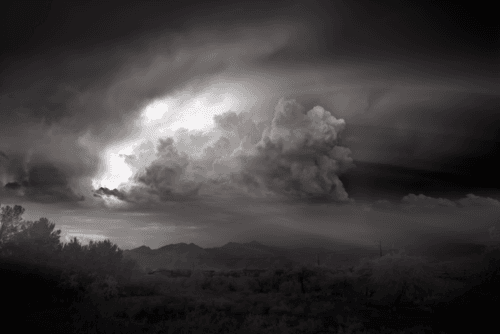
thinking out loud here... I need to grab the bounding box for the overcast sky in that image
[1,0,499,251]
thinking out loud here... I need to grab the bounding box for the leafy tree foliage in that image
[1,205,63,266]
[0,204,140,305]
[59,236,139,284]
[4,217,62,265]
[0,204,26,246]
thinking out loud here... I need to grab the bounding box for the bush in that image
[279,280,300,295]
[248,276,273,294]
[467,246,500,298]
[59,270,119,302]
[88,275,119,300]
[152,309,239,334]
[119,282,159,296]
[239,314,325,334]
[479,247,500,278]
[0,257,67,309]
[269,301,291,315]
[354,253,440,306]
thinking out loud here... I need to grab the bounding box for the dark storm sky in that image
[2,0,498,200]
[1,0,499,249]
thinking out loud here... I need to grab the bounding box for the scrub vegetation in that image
[2,204,498,333]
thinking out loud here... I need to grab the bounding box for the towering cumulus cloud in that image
[96,138,203,205]
[237,98,353,201]
[94,99,354,207]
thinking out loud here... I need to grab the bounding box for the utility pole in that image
[379,240,382,257]
[317,253,320,266]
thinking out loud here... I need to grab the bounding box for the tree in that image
[77,239,121,277]
[0,205,26,246]
[58,237,84,273]
[6,217,63,264]
[1,204,64,266]
[60,237,139,284]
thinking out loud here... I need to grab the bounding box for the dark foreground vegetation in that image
[1,204,499,333]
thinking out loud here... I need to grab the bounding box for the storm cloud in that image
[0,15,304,205]
[236,99,354,201]
[93,98,356,207]
[1,0,498,223]
[457,194,500,208]
[363,193,500,213]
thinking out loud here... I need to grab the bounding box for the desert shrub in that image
[119,281,159,296]
[123,295,194,324]
[227,280,238,292]
[269,301,291,315]
[200,276,214,290]
[206,275,239,292]
[354,253,440,306]
[478,246,500,277]
[248,275,273,293]
[59,269,119,302]
[233,276,252,292]
[68,297,103,334]
[90,275,119,300]
[465,246,500,300]
[58,269,96,301]
[208,276,230,292]
[117,256,142,283]
[248,299,271,315]
[239,314,272,333]
[305,274,323,293]
[208,276,221,291]
[309,300,335,315]
[209,296,234,311]
[221,270,241,278]
[288,316,325,334]
[313,271,338,293]
[285,264,318,294]
[334,321,367,334]
[261,268,287,292]
[239,314,325,334]
[241,315,291,334]
[290,304,305,315]
[133,304,174,324]
[325,272,357,299]
[279,280,300,295]
[1,257,67,310]
[187,269,205,288]
[117,297,157,321]
[152,309,239,334]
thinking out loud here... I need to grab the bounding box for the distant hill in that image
[418,241,487,261]
[124,242,211,271]
[132,245,153,254]
[124,235,494,272]
[124,240,380,271]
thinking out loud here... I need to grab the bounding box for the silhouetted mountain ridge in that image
[158,242,205,253]
[132,245,152,254]
[123,239,382,271]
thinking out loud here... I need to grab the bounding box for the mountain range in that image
[123,238,491,272]
[124,240,380,271]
